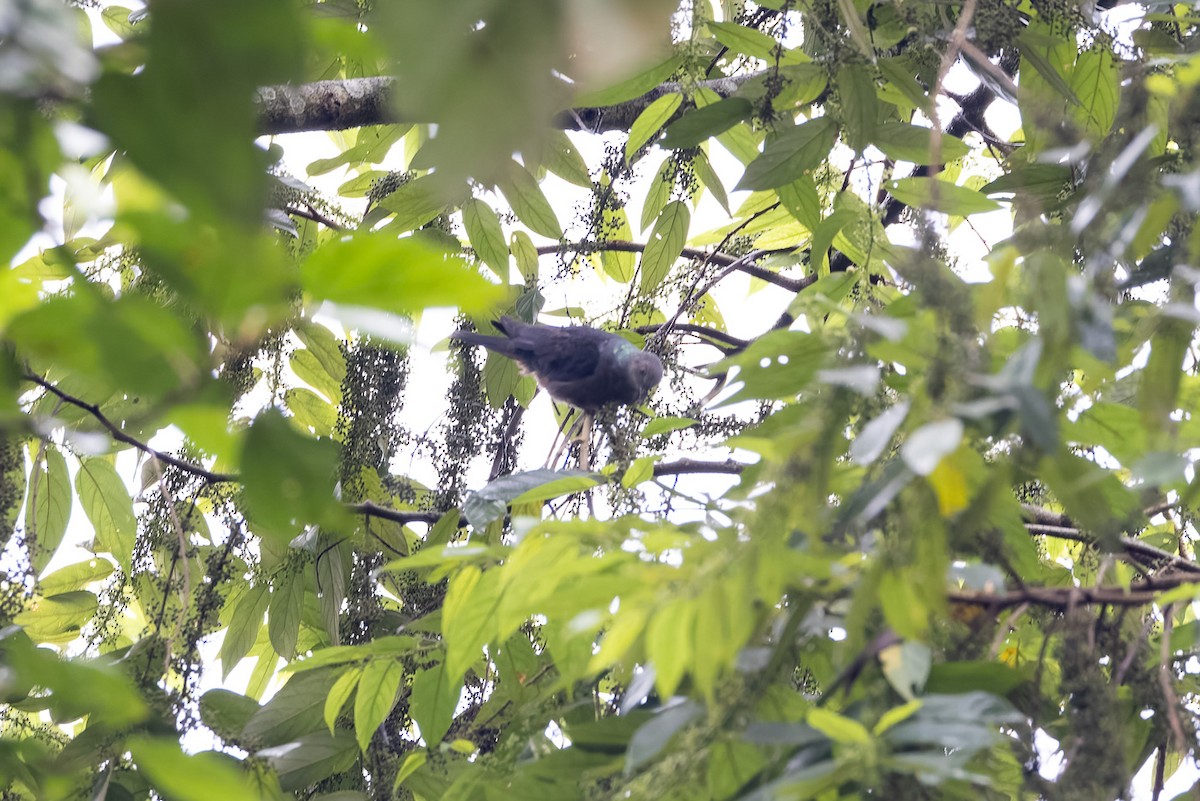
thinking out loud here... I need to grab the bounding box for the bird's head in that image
[630,350,664,399]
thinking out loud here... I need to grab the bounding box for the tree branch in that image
[653,459,745,477]
[256,74,759,137]
[636,323,750,352]
[350,501,464,528]
[949,573,1200,610]
[537,241,809,293]
[1022,504,1200,575]
[23,374,237,484]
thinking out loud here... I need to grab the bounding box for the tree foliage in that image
[3,0,1200,799]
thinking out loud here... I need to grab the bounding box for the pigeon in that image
[451,317,663,412]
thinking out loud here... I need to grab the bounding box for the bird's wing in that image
[516,326,603,382]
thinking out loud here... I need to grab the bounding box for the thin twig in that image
[636,323,750,352]
[537,241,808,292]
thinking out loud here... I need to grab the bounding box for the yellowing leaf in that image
[928,458,969,517]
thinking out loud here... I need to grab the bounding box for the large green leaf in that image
[240,410,344,543]
[886,177,1002,215]
[76,457,136,571]
[461,198,509,278]
[25,445,70,574]
[130,737,261,801]
[410,661,459,746]
[496,162,563,239]
[259,730,359,792]
[872,122,969,164]
[660,98,754,150]
[242,668,342,748]
[626,92,683,161]
[575,55,685,108]
[639,200,690,295]
[736,118,837,191]
[301,233,501,317]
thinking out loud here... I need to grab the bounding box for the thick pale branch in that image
[1022,504,1199,575]
[256,74,757,137]
[949,573,1200,610]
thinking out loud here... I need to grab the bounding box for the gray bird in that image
[451,317,663,412]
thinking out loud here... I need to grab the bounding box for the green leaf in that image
[410,661,459,745]
[625,92,683,162]
[778,176,821,230]
[708,21,780,61]
[464,469,600,527]
[639,163,673,232]
[286,387,337,437]
[269,568,305,660]
[639,200,690,295]
[291,349,343,405]
[621,455,659,488]
[1018,31,1081,107]
[575,55,685,108]
[13,590,97,644]
[692,149,730,214]
[712,330,827,404]
[324,667,362,734]
[295,322,347,394]
[308,126,407,176]
[129,737,261,801]
[837,64,879,152]
[646,598,693,699]
[442,565,497,681]
[660,98,754,150]
[259,730,359,792]
[736,117,837,192]
[886,178,1002,215]
[541,130,592,188]
[497,162,563,239]
[461,199,509,278]
[354,659,404,751]
[393,752,427,792]
[75,457,135,571]
[26,445,70,574]
[199,690,261,743]
[872,122,969,164]
[878,57,930,111]
[39,559,113,596]
[374,173,465,232]
[512,473,603,504]
[301,233,501,316]
[240,410,344,543]
[220,585,270,678]
[807,708,871,745]
[511,230,540,282]
[243,669,343,748]
[11,294,206,399]
[1069,47,1119,139]
[626,702,703,774]
[980,163,1072,200]
[641,416,696,438]
[600,205,636,282]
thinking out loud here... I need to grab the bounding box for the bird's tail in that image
[449,323,521,359]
